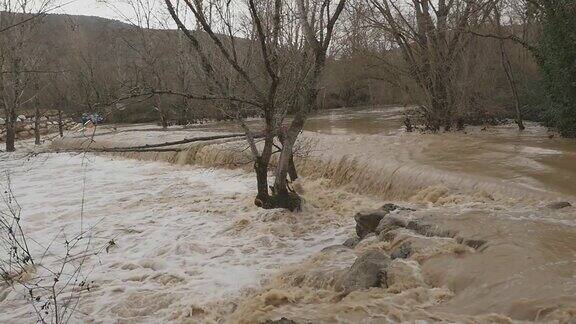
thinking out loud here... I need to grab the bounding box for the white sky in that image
[52,0,137,21]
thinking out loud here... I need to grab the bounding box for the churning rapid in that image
[1,106,575,323]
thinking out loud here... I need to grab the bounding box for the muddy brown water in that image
[50,106,576,322]
[189,106,576,198]
[304,106,576,199]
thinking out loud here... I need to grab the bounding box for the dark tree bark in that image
[494,8,525,131]
[34,85,41,145]
[154,93,168,129]
[254,157,271,208]
[5,112,16,152]
[57,110,64,137]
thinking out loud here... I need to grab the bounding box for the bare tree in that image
[112,0,178,129]
[493,3,524,130]
[163,0,346,210]
[357,0,497,131]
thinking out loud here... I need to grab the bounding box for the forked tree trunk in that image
[272,142,301,211]
[278,130,298,182]
[272,115,305,211]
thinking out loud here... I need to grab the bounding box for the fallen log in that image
[49,133,260,154]
[102,133,248,151]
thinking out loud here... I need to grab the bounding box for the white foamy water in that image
[0,153,354,323]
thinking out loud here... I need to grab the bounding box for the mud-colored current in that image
[7,106,575,323]
[304,106,576,198]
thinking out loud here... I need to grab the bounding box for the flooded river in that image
[304,106,576,198]
[5,106,575,323]
[188,105,575,198]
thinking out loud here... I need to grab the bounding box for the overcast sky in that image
[53,0,136,21]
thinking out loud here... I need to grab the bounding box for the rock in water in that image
[390,242,412,259]
[385,259,426,292]
[342,250,391,293]
[263,318,298,324]
[376,216,405,238]
[547,201,572,209]
[343,237,360,248]
[463,239,487,250]
[354,204,401,238]
[321,245,350,253]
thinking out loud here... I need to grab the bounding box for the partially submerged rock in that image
[354,233,379,251]
[342,237,360,248]
[354,210,389,239]
[321,245,350,253]
[376,216,405,239]
[462,239,487,250]
[262,317,298,324]
[385,259,426,293]
[341,249,391,293]
[354,203,406,238]
[547,201,572,210]
[390,241,412,260]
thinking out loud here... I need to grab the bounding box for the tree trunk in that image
[34,106,41,145]
[500,41,525,131]
[33,80,41,145]
[254,157,271,208]
[277,130,298,182]
[288,155,297,182]
[180,98,190,126]
[5,111,16,152]
[272,140,301,211]
[155,94,168,129]
[495,9,525,131]
[58,110,64,137]
[272,116,305,211]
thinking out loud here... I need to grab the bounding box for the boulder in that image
[343,237,360,248]
[390,241,412,260]
[385,259,426,292]
[547,201,572,210]
[376,216,405,237]
[354,204,402,238]
[341,249,391,293]
[355,234,379,250]
[0,118,4,125]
